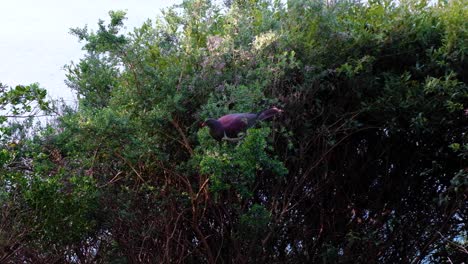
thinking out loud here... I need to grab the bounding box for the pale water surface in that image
[0,0,181,102]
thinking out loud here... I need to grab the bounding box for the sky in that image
[0,0,181,102]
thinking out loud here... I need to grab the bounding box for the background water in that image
[0,0,180,103]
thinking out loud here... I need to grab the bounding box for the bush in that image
[1,0,466,263]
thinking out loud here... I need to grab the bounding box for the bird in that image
[201,107,283,141]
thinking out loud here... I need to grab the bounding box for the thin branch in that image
[195,178,210,201]
[116,153,146,182]
[170,117,194,155]
[1,114,57,119]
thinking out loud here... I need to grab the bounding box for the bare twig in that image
[116,153,146,182]
[170,117,194,156]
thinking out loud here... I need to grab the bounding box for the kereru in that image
[201,107,283,141]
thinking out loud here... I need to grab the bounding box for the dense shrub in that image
[1,0,466,263]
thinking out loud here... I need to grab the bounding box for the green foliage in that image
[198,127,287,198]
[20,174,98,245]
[0,83,50,120]
[239,203,271,237]
[70,10,128,53]
[65,55,120,109]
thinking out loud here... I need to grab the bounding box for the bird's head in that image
[201,118,224,141]
[201,118,218,129]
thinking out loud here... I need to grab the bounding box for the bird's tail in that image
[257,107,283,121]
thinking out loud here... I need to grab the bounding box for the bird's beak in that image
[200,122,206,127]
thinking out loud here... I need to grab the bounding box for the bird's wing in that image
[218,113,256,137]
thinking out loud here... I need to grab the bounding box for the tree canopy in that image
[1,0,467,263]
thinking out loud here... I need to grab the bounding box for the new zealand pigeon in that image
[202,107,283,141]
